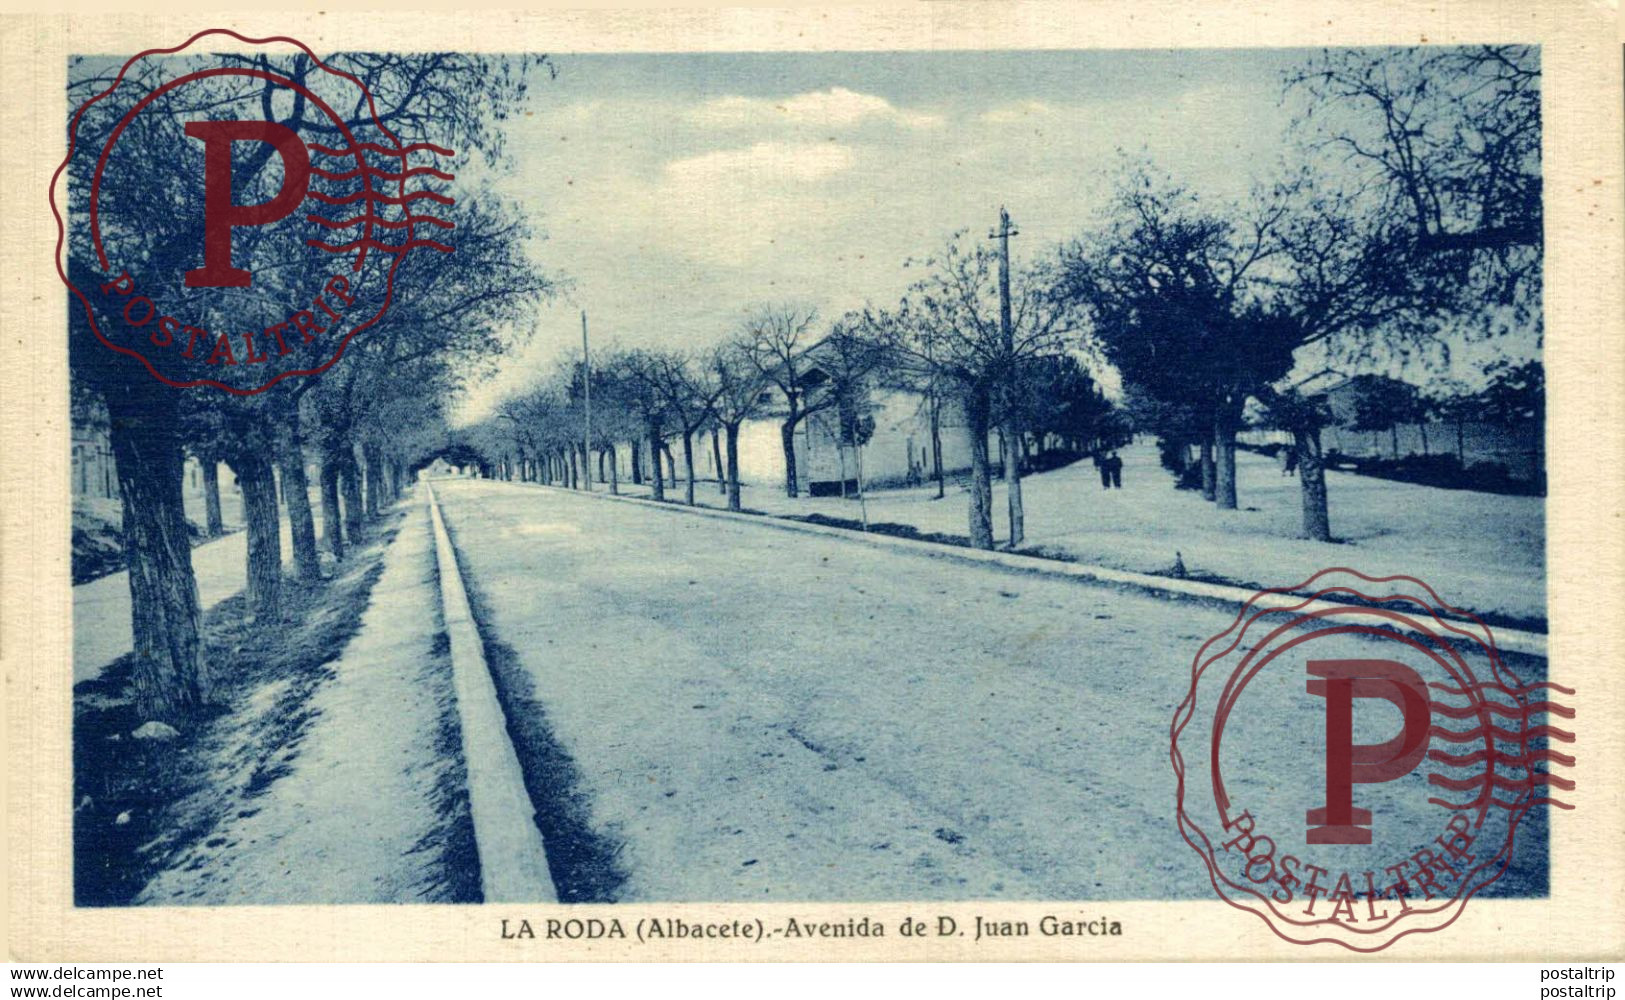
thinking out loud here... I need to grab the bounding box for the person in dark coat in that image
[1094,451,1110,489]
[1106,452,1124,489]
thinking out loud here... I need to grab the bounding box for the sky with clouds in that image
[455,48,1393,420]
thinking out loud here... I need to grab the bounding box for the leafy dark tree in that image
[65,51,549,718]
[1018,354,1119,455]
[1479,358,1545,488]
[1061,178,1291,511]
[1346,376,1423,460]
[1427,378,1480,466]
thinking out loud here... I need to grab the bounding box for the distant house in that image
[609,384,983,495]
[607,339,986,495]
[71,421,117,500]
[71,396,236,520]
[732,384,981,494]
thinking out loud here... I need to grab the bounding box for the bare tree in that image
[817,319,890,525]
[741,304,829,499]
[867,233,1076,549]
[1288,47,1540,258]
[652,352,725,506]
[709,343,768,511]
[604,350,674,502]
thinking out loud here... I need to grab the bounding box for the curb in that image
[424,485,557,903]
[473,478,1548,661]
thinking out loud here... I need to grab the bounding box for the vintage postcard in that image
[3,1,1622,964]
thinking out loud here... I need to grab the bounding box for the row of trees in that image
[468,308,897,514]
[470,248,1122,553]
[70,51,554,721]
[1065,45,1541,542]
[1341,360,1545,465]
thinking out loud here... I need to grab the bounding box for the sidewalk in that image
[582,441,1545,626]
[135,492,473,905]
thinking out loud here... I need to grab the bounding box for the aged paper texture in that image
[4,0,1622,962]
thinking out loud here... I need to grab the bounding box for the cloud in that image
[979,100,1059,124]
[690,87,943,131]
[664,141,856,186]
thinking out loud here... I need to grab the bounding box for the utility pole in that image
[994,206,1015,353]
[989,207,1024,547]
[582,310,592,491]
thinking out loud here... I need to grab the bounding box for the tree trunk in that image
[608,445,619,495]
[200,460,224,537]
[278,428,321,582]
[1199,438,1216,502]
[105,390,211,720]
[725,421,743,512]
[630,442,643,485]
[930,396,945,499]
[711,427,726,495]
[1455,419,1466,466]
[319,459,345,560]
[362,443,384,516]
[381,449,395,503]
[1214,415,1238,510]
[340,450,364,542]
[1002,417,1025,548]
[647,422,665,501]
[1295,426,1331,543]
[681,429,696,505]
[1418,422,1429,455]
[853,438,869,531]
[781,399,801,499]
[1390,423,1400,460]
[234,452,283,622]
[664,444,677,487]
[966,389,994,550]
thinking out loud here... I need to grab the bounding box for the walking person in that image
[1106,452,1123,489]
[1094,451,1110,490]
